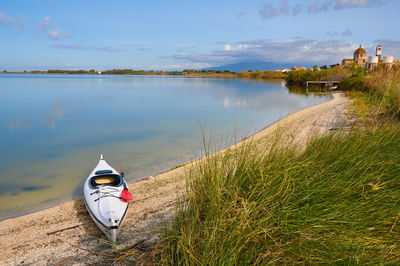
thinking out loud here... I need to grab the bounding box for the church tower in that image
[376,45,382,60]
[353,45,367,66]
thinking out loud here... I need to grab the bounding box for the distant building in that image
[342,45,368,67]
[376,45,382,60]
[383,56,394,69]
[354,45,368,66]
[276,68,291,73]
[291,66,307,71]
[342,59,354,66]
[343,44,396,70]
[367,45,395,70]
[97,70,102,75]
[367,56,379,71]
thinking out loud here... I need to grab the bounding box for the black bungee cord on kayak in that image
[93,186,122,202]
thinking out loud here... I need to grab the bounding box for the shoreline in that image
[0,92,349,264]
[0,93,331,223]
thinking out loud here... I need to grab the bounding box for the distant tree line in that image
[48,69,96,74]
[102,69,169,75]
[1,68,236,75]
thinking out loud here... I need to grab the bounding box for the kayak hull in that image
[84,155,129,243]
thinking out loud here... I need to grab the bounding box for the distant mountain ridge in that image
[202,61,313,72]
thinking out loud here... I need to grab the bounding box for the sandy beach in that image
[0,92,350,265]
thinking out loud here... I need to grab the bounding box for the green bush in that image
[338,75,366,91]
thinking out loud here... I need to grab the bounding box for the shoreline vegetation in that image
[0,65,399,264]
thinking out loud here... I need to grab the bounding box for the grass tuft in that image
[157,124,400,264]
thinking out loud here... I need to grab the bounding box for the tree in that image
[320,65,328,69]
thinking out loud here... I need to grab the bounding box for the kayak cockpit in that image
[89,174,123,188]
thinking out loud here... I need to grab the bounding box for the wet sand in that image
[0,92,349,265]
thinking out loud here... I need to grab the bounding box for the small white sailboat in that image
[84,154,132,242]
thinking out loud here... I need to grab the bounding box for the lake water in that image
[0,74,330,220]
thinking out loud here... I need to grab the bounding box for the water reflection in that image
[6,114,30,131]
[43,105,66,129]
[286,83,330,95]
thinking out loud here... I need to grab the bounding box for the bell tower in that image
[376,45,382,60]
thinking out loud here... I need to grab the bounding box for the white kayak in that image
[84,154,132,242]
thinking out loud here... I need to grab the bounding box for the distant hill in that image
[202,61,313,72]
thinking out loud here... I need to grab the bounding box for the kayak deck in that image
[84,154,130,243]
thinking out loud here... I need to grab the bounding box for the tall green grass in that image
[236,70,285,79]
[286,68,353,84]
[157,125,400,264]
[344,66,400,119]
[365,66,400,117]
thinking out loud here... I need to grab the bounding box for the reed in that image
[236,70,285,79]
[156,123,400,264]
[345,66,400,119]
[365,65,400,117]
[286,68,353,84]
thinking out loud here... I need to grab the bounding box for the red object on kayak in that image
[121,189,133,201]
[120,165,123,174]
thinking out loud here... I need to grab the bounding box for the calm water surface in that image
[0,74,330,220]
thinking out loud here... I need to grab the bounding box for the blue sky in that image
[1,0,399,71]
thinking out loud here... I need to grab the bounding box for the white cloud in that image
[52,44,83,49]
[52,44,122,52]
[89,46,123,52]
[48,30,60,40]
[105,40,152,45]
[147,63,212,71]
[342,29,353,36]
[327,28,353,37]
[137,48,152,51]
[0,12,25,32]
[259,0,289,19]
[37,16,51,33]
[259,0,389,19]
[35,16,73,40]
[48,30,72,40]
[224,44,248,51]
[308,1,332,13]
[334,0,388,9]
[292,4,303,16]
[173,39,364,65]
[1,13,73,38]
